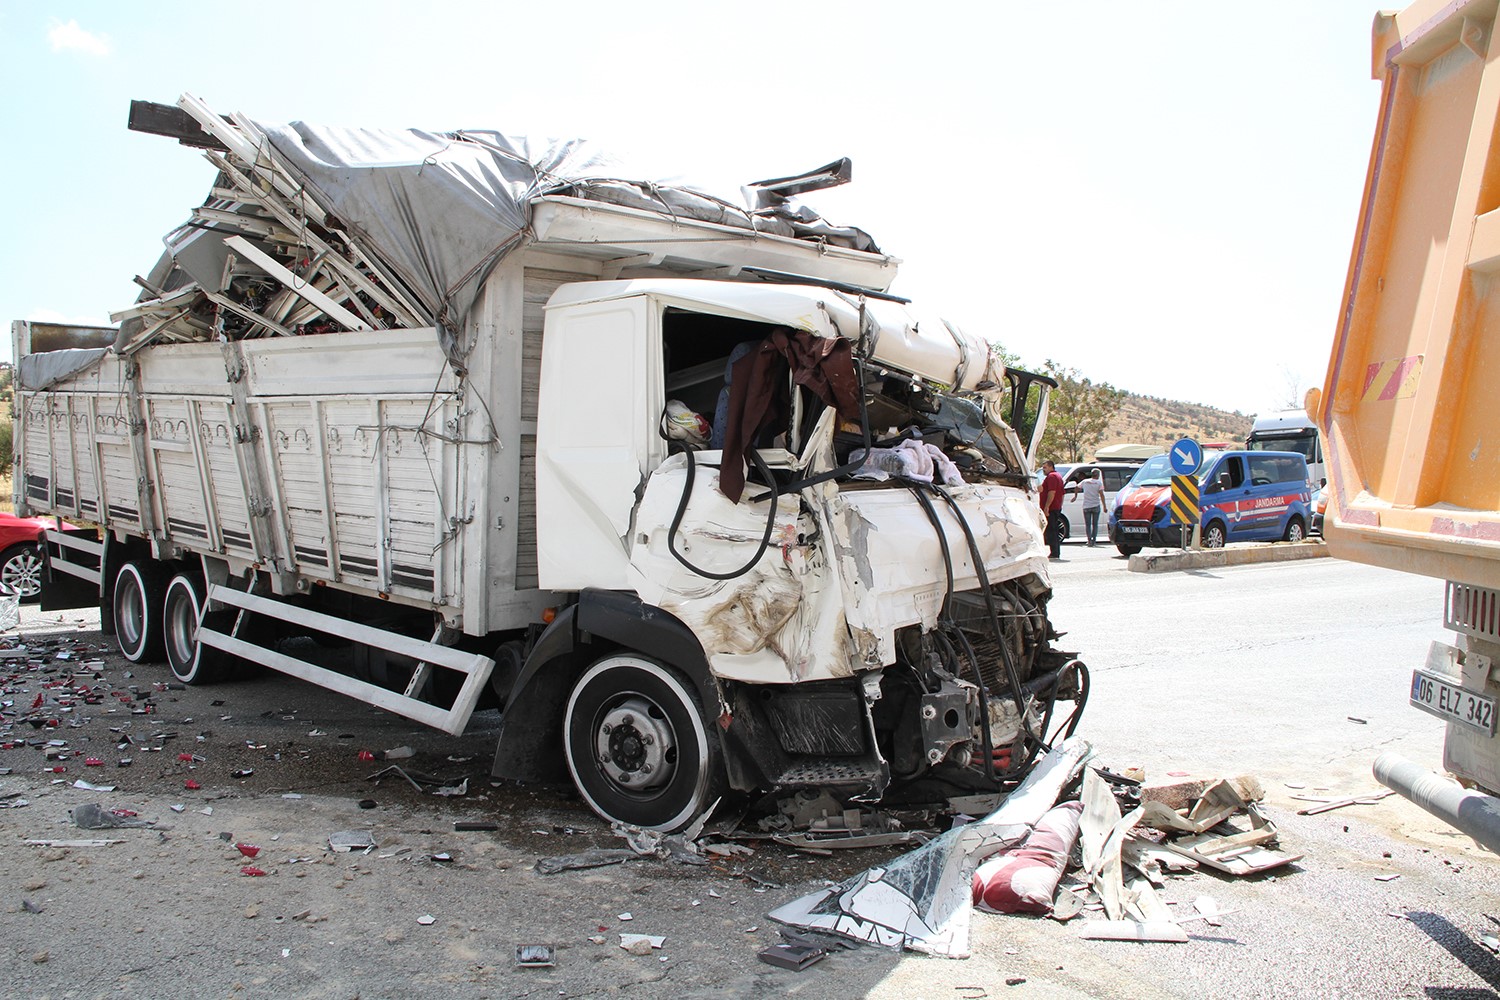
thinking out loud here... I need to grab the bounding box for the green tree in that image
[1037,359,1125,463]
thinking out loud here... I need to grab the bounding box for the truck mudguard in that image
[491,589,719,782]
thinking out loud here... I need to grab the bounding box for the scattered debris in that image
[536,849,637,875]
[758,942,826,971]
[1079,920,1188,943]
[328,830,376,853]
[1375,873,1401,882]
[416,914,436,926]
[1293,790,1396,815]
[619,933,665,955]
[70,803,153,829]
[770,738,1092,957]
[1193,895,1224,927]
[454,821,498,832]
[973,801,1083,915]
[25,839,123,848]
[515,944,555,967]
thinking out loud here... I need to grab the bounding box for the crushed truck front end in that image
[503,279,1086,829]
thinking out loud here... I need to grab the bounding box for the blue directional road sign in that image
[1169,437,1203,476]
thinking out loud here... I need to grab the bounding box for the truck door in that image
[534,295,662,591]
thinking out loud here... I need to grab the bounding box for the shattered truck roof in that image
[116,95,893,371]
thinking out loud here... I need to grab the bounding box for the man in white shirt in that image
[1078,468,1105,546]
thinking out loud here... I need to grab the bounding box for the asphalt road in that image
[0,549,1495,999]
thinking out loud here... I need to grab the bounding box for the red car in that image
[0,512,70,602]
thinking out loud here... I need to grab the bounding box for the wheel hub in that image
[595,696,672,791]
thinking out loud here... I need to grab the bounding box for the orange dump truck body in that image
[1315,0,1500,590]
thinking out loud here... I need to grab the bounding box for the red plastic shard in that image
[236,843,261,858]
[184,778,200,790]
[240,866,267,877]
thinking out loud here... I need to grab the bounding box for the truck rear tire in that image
[563,655,723,832]
[113,561,167,663]
[162,572,232,684]
[1284,516,1307,543]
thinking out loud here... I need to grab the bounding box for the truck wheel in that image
[563,655,723,832]
[113,561,167,663]
[162,573,232,684]
[1203,522,1228,549]
[1115,543,1141,556]
[1284,517,1307,543]
[0,543,45,603]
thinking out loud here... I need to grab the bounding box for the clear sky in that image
[0,2,1385,415]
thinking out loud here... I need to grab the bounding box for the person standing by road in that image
[1078,467,1104,547]
[1039,460,1065,560]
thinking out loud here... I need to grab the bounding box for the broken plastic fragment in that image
[619,933,665,954]
[236,843,261,858]
[417,914,436,926]
[329,830,376,853]
[240,866,267,877]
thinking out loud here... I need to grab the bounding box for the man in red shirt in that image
[1038,460,1065,560]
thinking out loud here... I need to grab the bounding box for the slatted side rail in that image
[199,585,494,736]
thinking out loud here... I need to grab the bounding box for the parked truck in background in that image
[1246,409,1324,486]
[13,96,1086,832]
[1313,0,1500,851]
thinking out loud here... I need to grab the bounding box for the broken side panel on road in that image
[14,93,1090,835]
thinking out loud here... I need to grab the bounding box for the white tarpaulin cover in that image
[260,125,609,355]
[17,348,108,391]
[134,115,880,367]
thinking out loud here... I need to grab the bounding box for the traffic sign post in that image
[1171,474,1200,549]
[1170,437,1203,476]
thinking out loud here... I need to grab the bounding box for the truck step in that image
[770,757,887,789]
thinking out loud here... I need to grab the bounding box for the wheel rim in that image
[594,695,676,792]
[1206,525,1225,548]
[1288,522,1305,543]
[1,549,42,598]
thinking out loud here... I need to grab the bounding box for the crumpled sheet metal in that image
[768,738,1093,958]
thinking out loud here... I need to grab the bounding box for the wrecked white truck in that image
[14,96,1088,831]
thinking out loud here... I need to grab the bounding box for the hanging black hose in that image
[925,482,1030,720]
[662,351,876,581]
[902,480,1002,783]
[665,442,782,581]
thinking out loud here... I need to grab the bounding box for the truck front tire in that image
[563,655,723,832]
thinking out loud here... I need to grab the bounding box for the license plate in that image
[1120,524,1149,535]
[1410,668,1497,736]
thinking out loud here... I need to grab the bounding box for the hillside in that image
[1096,391,1252,455]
